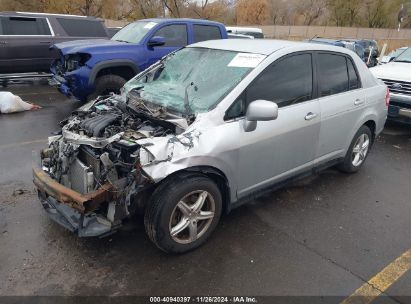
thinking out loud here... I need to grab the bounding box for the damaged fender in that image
[138,129,237,203]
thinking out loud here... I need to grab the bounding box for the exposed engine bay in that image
[36,93,195,236]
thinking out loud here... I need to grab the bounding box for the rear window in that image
[57,18,107,37]
[0,16,51,35]
[193,25,222,43]
[317,53,349,97]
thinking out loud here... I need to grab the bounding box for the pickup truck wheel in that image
[87,74,126,101]
[144,174,222,253]
[338,125,372,173]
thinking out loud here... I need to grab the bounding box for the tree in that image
[160,0,189,18]
[296,0,325,25]
[363,0,388,28]
[326,0,361,26]
[126,0,163,19]
[237,0,269,25]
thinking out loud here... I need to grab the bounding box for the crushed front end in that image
[49,50,93,101]
[33,94,188,237]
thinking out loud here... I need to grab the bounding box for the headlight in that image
[65,53,91,72]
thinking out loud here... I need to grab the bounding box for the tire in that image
[144,173,222,253]
[338,125,372,173]
[87,74,126,102]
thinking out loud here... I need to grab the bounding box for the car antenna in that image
[309,35,318,41]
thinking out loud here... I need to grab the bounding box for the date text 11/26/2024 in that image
[149,297,258,303]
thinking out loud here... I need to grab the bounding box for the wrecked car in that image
[33,40,388,253]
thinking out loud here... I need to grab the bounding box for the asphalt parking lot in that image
[0,81,411,301]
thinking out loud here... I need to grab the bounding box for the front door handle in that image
[40,41,51,44]
[354,99,364,106]
[305,112,317,121]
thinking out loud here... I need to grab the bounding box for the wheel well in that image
[364,120,376,142]
[96,66,136,81]
[158,167,231,214]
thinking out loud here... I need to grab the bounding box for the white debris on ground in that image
[0,92,41,114]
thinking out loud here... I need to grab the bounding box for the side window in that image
[347,59,360,90]
[57,18,107,37]
[225,54,313,120]
[153,24,187,47]
[247,54,313,107]
[317,53,349,97]
[0,17,51,35]
[193,25,222,43]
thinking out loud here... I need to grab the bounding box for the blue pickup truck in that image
[51,18,228,102]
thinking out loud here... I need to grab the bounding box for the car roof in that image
[305,38,344,47]
[0,11,101,20]
[138,18,224,26]
[189,39,355,56]
[226,26,263,33]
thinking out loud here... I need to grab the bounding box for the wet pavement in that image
[1,81,411,299]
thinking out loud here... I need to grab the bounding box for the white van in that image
[226,26,264,38]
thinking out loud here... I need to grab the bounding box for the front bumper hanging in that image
[32,152,117,237]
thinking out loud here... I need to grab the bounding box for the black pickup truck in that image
[0,12,111,74]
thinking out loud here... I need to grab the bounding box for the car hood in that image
[370,62,411,82]
[53,39,135,55]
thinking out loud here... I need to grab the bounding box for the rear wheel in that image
[87,74,126,101]
[144,174,222,253]
[338,125,372,173]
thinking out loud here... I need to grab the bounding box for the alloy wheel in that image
[169,190,216,244]
[351,133,370,167]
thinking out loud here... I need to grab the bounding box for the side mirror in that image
[148,36,165,47]
[243,100,278,132]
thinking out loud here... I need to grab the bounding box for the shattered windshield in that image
[111,21,155,43]
[124,48,261,114]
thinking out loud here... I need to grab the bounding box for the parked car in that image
[226,26,264,38]
[343,39,379,67]
[340,40,365,62]
[0,12,110,74]
[306,38,366,63]
[50,18,228,102]
[228,33,254,39]
[379,46,408,64]
[371,47,411,124]
[33,40,388,253]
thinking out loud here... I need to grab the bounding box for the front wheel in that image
[338,125,372,173]
[144,174,222,253]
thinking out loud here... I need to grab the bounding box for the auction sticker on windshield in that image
[228,53,266,68]
[144,22,157,29]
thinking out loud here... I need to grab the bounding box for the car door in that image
[315,52,365,162]
[224,53,321,198]
[143,24,188,69]
[0,16,54,73]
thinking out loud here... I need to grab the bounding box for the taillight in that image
[385,87,390,107]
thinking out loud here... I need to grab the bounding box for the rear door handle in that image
[305,112,317,121]
[354,99,364,106]
[40,41,51,44]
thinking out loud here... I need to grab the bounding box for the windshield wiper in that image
[114,39,130,43]
[393,60,411,63]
